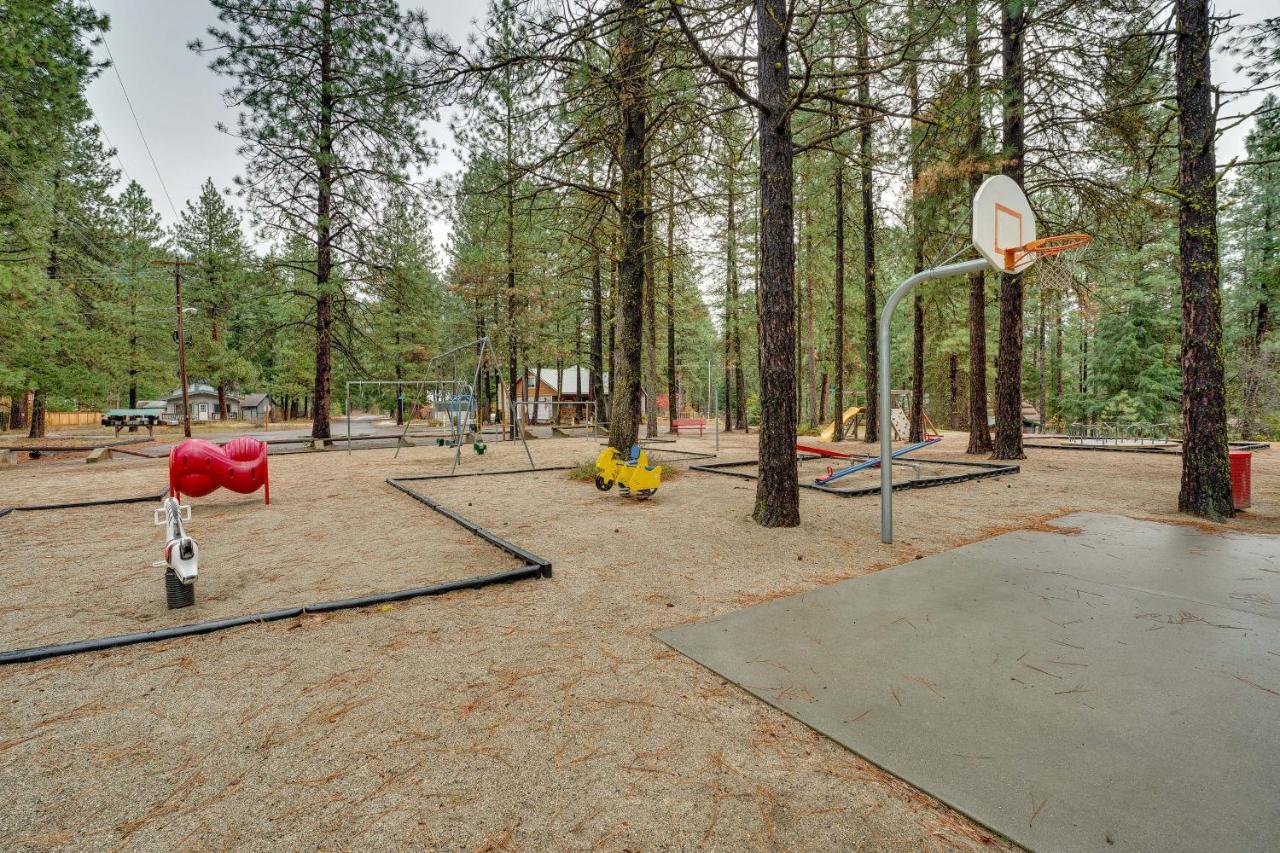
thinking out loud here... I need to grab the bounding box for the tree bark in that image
[8,394,23,432]
[818,371,828,428]
[911,296,925,441]
[965,0,992,453]
[28,390,45,439]
[967,271,992,451]
[1052,290,1063,428]
[992,0,1026,460]
[666,185,678,418]
[724,147,742,431]
[752,0,800,526]
[1241,202,1272,439]
[644,170,658,437]
[804,218,817,428]
[608,0,647,452]
[857,16,878,445]
[949,353,960,429]
[833,116,847,440]
[1176,0,1233,517]
[1036,290,1046,434]
[128,299,138,431]
[590,239,605,417]
[908,2,925,445]
[311,0,335,441]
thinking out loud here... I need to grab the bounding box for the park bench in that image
[671,417,706,436]
[102,408,165,438]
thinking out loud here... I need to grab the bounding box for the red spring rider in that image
[169,437,270,505]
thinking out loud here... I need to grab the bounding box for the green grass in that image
[567,459,599,482]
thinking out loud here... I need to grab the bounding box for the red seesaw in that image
[169,437,270,505]
[796,443,853,459]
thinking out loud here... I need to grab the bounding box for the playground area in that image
[0,466,526,652]
[0,428,1276,848]
[695,446,1018,496]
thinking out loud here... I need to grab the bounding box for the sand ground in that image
[0,430,1275,850]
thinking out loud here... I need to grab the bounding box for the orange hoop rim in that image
[1002,233,1090,270]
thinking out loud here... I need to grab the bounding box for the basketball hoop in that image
[1016,233,1090,294]
[1003,233,1090,272]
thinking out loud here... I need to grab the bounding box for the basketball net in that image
[1035,247,1081,294]
[1024,234,1090,295]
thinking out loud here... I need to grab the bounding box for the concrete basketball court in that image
[657,513,1280,852]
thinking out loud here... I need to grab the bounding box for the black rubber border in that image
[0,478,552,666]
[1,488,168,516]
[1023,440,1270,455]
[691,454,1020,497]
[1,436,154,453]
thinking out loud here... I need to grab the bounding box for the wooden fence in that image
[44,411,102,427]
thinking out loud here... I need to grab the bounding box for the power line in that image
[95,122,134,184]
[101,34,180,221]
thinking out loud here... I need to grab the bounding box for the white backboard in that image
[972,175,1036,272]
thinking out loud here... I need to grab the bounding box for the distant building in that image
[163,384,241,421]
[516,366,607,422]
[240,393,275,422]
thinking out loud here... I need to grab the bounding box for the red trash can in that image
[1229,451,1252,510]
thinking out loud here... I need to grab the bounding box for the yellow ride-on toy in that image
[594,445,663,499]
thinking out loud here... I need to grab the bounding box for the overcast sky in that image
[87,0,1274,257]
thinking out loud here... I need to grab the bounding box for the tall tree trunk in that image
[992,0,1026,460]
[27,390,45,439]
[608,253,617,417]
[1176,0,1233,517]
[968,272,991,451]
[724,149,740,431]
[395,326,405,426]
[609,0,647,452]
[128,299,138,431]
[804,220,818,428]
[311,0,335,441]
[666,184,678,418]
[1036,291,1046,433]
[1080,324,1088,396]
[949,353,960,429]
[644,174,658,437]
[818,371,828,428]
[857,16,878,445]
[505,100,519,440]
[908,1,925,444]
[911,297,925,441]
[1241,205,1272,439]
[752,0,799,526]
[8,394,23,432]
[734,317,747,430]
[214,319,228,421]
[1052,290,1063,429]
[833,115,847,440]
[590,239,604,420]
[966,0,992,453]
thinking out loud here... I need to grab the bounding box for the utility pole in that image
[155,258,196,438]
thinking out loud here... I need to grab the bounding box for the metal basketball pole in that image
[878,257,989,544]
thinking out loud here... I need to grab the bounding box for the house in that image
[240,393,275,423]
[515,366,607,423]
[164,384,241,421]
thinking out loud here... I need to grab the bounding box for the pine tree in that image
[176,179,255,418]
[194,0,434,439]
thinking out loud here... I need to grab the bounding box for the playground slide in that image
[818,406,862,442]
